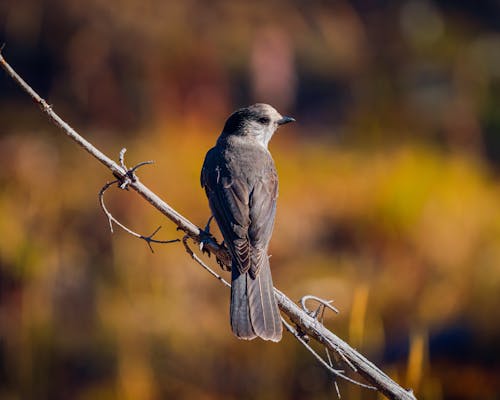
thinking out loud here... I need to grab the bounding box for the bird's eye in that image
[258,117,270,124]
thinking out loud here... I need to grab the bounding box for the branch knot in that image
[114,147,154,190]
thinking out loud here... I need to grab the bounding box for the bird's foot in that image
[204,215,214,234]
[197,217,231,271]
[198,215,215,256]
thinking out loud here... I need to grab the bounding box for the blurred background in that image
[1,0,500,399]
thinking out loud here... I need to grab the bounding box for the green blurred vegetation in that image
[1,1,500,399]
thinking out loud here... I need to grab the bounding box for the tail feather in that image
[230,267,256,340]
[230,253,282,342]
[247,256,282,342]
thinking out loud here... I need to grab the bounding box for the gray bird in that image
[201,103,295,341]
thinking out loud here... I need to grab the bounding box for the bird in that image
[201,103,295,342]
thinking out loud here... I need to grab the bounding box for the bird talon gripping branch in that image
[198,231,213,257]
[198,215,215,255]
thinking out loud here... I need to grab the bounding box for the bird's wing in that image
[201,149,251,274]
[248,165,278,278]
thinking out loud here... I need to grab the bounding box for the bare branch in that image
[275,288,416,399]
[119,148,128,171]
[0,51,219,254]
[99,180,179,252]
[281,318,376,390]
[300,294,340,315]
[0,53,417,400]
[115,147,155,190]
[182,236,231,288]
[300,295,357,373]
[324,346,342,399]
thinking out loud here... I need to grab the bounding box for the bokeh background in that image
[1,1,500,399]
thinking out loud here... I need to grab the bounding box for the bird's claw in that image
[199,240,211,256]
[199,216,215,256]
[296,325,310,342]
[199,217,231,271]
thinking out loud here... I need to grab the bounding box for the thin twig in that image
[324,346,342,398]
[182,236,231,288]
[0,52,417,400]
[131,160,154,174]
[317,304,341,399]
[281,318,376,390]
[99,180,179,252]
[119,148,128,170]
[300,295,340,315]
[300,295,357,372]
[115,147,155,190]
[324,336,358,372]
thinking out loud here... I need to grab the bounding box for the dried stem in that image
[182,235,231,288]
[0,51,417,400]
[300,294,358,373]
[300,294,340,315]
[281,318,376,390]
[99,180,179,252]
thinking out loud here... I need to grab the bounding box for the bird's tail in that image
[230,256,282,342]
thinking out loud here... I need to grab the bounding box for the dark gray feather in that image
[201,103,290,342]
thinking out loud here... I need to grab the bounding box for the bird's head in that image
[221,103,295,148]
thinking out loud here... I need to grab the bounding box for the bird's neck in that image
[217,133,270,150]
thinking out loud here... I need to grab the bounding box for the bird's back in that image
[200,103,290,342]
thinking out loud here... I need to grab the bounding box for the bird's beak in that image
[277,116,295,125]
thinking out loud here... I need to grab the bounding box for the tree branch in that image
[0,51,416,400]
[98,179,180,252]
